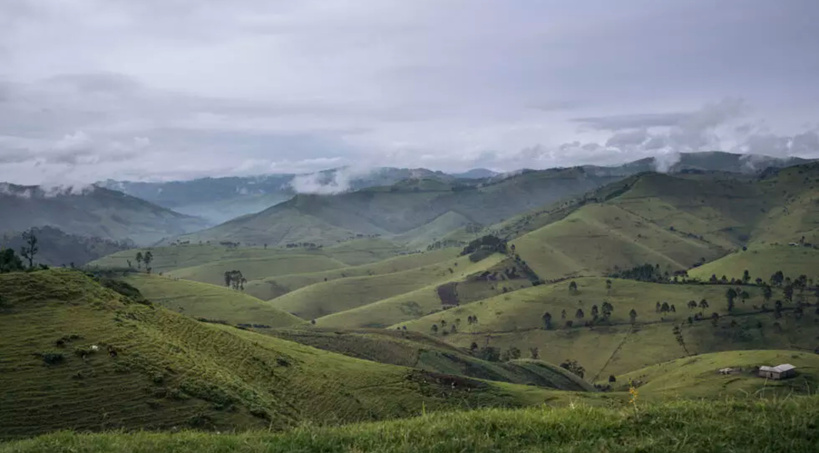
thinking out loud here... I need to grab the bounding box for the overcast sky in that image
[1,0,818,184]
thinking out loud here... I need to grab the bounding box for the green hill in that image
[0,184,207,245]
[268,329,593,392]
[614,350,819,399]
[120,273,304,328]
[166,254,348,286]
[4,396,818,452]
[270,253,507,320]
[508,163,819,282]
[0,269,596,440]
[243,247,461,301]
[399,277,819,379]
[176,167,624,247]
[688,245,819,283]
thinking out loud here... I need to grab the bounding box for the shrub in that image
[40,352,65,365]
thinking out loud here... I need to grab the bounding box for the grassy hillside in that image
[177,167,623,247]
[400,277,819,379]
[89,241,404,275]
[243,247,461,301]
[0,270,594,440]
[121,273,304,328]
[689,245,819,283]
[166,254,347,286]
[270,253,507,320]
[505,163,819,282]
[614,350,819,399]
[0,184,207,245]
[5,396,819,452]
[268,328,593,392]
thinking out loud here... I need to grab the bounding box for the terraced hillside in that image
[0,270,598,440]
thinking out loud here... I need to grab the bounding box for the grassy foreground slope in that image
[615,350,819,399]
[268,329,593,391]
[4,397,819,452]
[0,270,594,440]
[121,274,304,327]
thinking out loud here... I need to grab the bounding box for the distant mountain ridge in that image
[170,151,813,248]
[100,152,810,225]
[0,183,208,245]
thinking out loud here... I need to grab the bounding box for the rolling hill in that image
[267,328,593,392]
[173,167,626,247]
[399,276,819,379]
[120,273,304,328]
[0,183,207,245]
[269,252,507,320]
[0,269,597,440]
[507,162,819,281]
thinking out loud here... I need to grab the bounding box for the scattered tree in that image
[559,359,585,378]
[763,285,773,302]
[561,309,567,319]
[431,324,439,334]
[770,271,785,287]
[529,347,539,360]
[608,375,617,383]
[699,299,709,310]
[136,252,143,269]
[542,312,552,330]
[575,308,585,320]
[725,288,737,312]
[629,309,637,324]
[502,346,521,362]
[20,229,38,268]
[143,251,153,274]
[568,281,578,294]
[742,269,751,284]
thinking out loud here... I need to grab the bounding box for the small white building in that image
[758,364,796,380]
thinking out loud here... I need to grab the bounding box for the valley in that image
[2,154,818,450]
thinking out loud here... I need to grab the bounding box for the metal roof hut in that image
[758,364,796,380]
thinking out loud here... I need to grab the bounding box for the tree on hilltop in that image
[20,229,38,269]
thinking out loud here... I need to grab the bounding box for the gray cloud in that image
[0,1,818,184]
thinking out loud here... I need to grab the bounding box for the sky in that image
[1,0,818,184]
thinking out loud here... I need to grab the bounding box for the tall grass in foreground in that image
[2,397,818,453]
